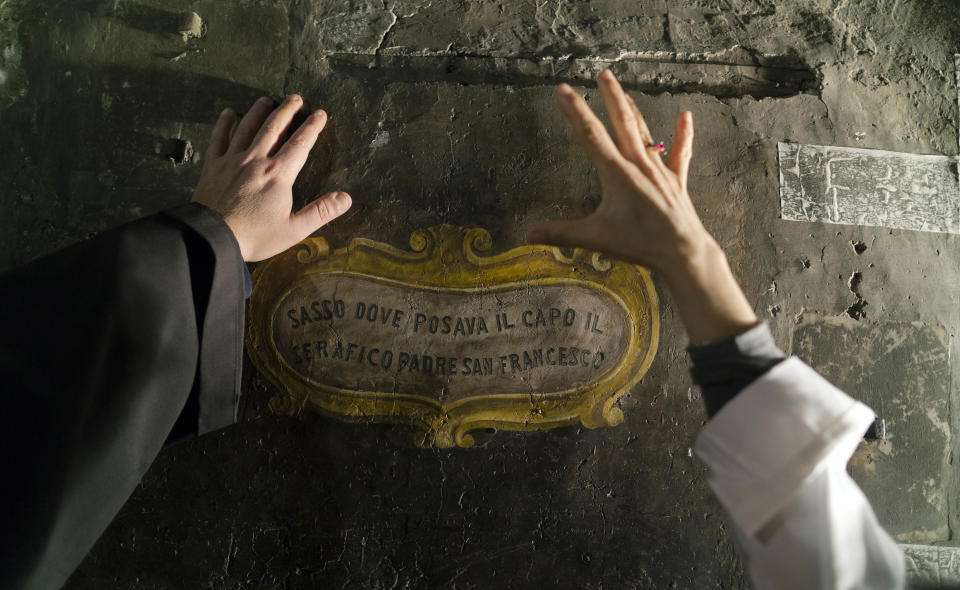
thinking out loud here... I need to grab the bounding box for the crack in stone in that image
[374,1,434,57]
[325,50,821,100]
[312,42,814,69]
[373,9,399,56]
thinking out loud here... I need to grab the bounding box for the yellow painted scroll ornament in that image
[246,225,659,448]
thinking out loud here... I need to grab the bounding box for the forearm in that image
[674,246,904,587]
[693,358,905,589]
[661,238,759,346]
[659,238,786,415]
[0,205,243,589]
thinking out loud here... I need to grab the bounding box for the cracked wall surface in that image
[1,0,959,587]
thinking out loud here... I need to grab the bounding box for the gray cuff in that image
[687,322,787,417]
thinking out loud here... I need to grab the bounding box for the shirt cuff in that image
[693,356,876,536]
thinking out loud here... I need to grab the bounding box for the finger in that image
[228,96,276,153]
[623,94,655,147]
[555,83,626,176]
[250,94,304,156]
[267,99,311,157]
[596,70,647,164]
[274,110,327,177]
[598,70,672,190]
[624,94,673,186]
[526,218,601,252]
[205,108,235,161]
[291,191,352,240]
[666,111,694,192]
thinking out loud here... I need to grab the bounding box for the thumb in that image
[525,218,596,251]
[291,191,352,239]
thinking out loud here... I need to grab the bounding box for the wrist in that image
[659,238,759,345]
[219,213,251,262]
[658,233,724,288]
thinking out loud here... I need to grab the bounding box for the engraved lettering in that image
[257,226,657,447]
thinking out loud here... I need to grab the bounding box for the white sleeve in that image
[694,356,906,590]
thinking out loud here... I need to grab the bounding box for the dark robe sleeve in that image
[0,202,244,590]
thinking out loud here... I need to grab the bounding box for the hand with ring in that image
[526,69,758,344]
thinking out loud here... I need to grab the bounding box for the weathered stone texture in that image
[793,318,952,543]
[779,143,960,234]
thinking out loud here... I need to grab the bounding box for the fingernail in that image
[332,192,351,210]
[220,107,232,117]
[288,94,302,103]
[258,96,272,105]
[314,109,327,120]
[599,69,614,81]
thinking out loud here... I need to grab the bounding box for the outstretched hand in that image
[526,70,714,283]
[193,94,352,262]
[528,70,758,344]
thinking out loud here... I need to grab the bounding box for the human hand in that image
[192,94,351,262]
[526,69,715,282]
[526,70,757,344]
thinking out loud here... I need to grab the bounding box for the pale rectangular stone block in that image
[778,142,960,234]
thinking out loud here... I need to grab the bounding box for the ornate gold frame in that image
[247,225,659,447]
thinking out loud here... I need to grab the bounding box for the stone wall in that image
[1,0,958,587]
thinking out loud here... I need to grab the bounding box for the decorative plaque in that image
[247,225,659,447]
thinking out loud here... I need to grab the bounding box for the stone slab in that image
[956,54,960,153]
[778,142,960,234]
[293,0,838,61]
[902,543,960,589]
[792,317,951,542]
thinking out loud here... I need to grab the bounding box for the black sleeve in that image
[0,203,244,590]
[686,322,787,418]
